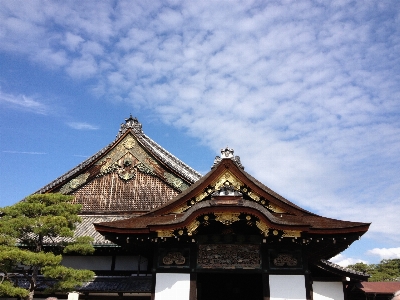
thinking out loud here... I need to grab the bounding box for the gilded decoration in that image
[267,203,286,213]
[60,173,90,194]
[256,220,270,236]
[173,204,189,214]
[248,191,260,201]
[197,244,261,269]
[282,230,301,238]
[186,220,200,236]
[213,171,242,191]
[214,212,240,225]
[162,252,186,265]
[157,230,175,237]
[164,172,189,191]
[273,254,298,267]
[95,134,189,191]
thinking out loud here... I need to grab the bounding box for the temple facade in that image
[36,116,369,300]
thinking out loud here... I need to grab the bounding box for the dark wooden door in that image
[197,273,263,300]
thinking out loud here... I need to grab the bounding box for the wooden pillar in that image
[304,272,313,300]
[189,239,197,300]
[262,273,270,300]
[189,273,197,300]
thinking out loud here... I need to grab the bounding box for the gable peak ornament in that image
[212,147,244,169]
[117,114,143,138]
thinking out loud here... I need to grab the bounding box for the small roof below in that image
[356,281,400,294]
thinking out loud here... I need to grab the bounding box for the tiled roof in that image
[75,216,131,245]
[80,276,152,293]
[321,259,369,278]
[11,276,152,293]
[356,281,400,294]
[42,216,130,245]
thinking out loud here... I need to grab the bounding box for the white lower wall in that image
[313,282,344,300]
[269,275,306,300]
[155,273,190,300]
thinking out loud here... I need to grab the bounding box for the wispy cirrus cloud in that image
[0,89,49,115]
[1,0,400,250]
[66,122,99,130]
[2,151,47,155]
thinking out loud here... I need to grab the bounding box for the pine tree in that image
[0,193,95,300]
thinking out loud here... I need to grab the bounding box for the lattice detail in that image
[214,213,240,225]
[72,172,178,212]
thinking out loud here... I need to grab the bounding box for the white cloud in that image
[367,248,400,260]
[1,0,400,247]
[67,122,99,130]
[330,254,367,267]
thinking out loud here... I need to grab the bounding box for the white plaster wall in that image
[62,256,112,270]
[155,273,190,300]
[313,282,344,300]
[269,275,307,300]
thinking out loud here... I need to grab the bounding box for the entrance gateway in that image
[37,117,369,299]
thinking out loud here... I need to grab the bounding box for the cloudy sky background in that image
[1,0,400,266]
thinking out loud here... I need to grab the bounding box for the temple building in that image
[35,116,369,300]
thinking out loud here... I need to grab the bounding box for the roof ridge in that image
[35,116,201,194]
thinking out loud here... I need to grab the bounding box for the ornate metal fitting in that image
[60,173,90,194]
[116,115,143,138]
[214,212,241,225]
[163,252,185,265]
[211,147,244,169]
[186,220,200,236]
[282,230,301,238]
[256,220,270,236]
[157,230,175,237]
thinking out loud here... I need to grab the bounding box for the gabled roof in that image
[94,148,370,260]
[36,116,201,213]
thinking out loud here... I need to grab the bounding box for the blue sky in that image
[1,0,400,266]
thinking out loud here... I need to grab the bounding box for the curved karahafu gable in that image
[94,148,370,261]
[36,116,201,213]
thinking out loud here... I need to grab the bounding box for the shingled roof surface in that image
[37,116,201,194]
[33,116,202,214]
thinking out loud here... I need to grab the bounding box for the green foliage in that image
[0,193,95,299]
[0,280,29,298]
[347,259,400,281]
